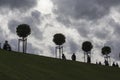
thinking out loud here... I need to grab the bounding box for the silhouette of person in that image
[3,40,11,51]
[104,60,109,66]
[71,53,76,61]
[112,62,116,67]
[87,55,91,63]
[96,62,98,65]
[115,63,119,67]
[99,61,102,65]
[62,54,66,60]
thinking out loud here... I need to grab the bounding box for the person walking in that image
[71,53,76,61]
[62,54,66,60]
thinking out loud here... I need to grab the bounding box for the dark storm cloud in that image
[68,40,79,53]
[52,0,120,42]
[0,0,37,11]
[94,29,109,40]
[107,18,120,38]
[56,16,71,27]
[75,23,90,38]
[8,20,20,33]
[52,0,120,20]
[110,20,120,37]
[31,10,41,23]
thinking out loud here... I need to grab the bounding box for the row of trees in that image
[53,33,111,64]
[16,24,111,65]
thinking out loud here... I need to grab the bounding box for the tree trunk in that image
[59,45,61,59]
[84,52,85,62]
[55,47,57,58]
[89,51,91,63]
[62,46,63,54]
[18,39,20,52]
[25,38,27,53]
[22,37,25,53]
[106,54,108,62]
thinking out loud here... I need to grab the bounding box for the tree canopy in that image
[82,41,93,52]
[102,46,111,55]
[16,24,31,38]
[53,33,66,45]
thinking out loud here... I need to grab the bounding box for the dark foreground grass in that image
[0,49,120,80]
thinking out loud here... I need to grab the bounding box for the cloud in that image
[0,0,37,11]
[93,28,110,40]
[8,20,21,34]
[0,27,6,42]
[75,22,90,38]
[52,0,120,20]
[68,39,79,53]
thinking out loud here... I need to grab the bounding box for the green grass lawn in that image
[0,49,120,80]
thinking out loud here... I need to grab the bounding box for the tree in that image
[102,46,111,66]
[82,41,93,63]
[53,33,66,58]
[16,24,31,53]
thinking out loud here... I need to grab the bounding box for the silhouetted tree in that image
[82,41,93,63]
[16,24,31,53]
[3,40,11,51]
[53,33,65,59]
[102,46,111,66]
[71,53,76,61]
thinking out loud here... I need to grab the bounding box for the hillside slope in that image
[0,49,120,80]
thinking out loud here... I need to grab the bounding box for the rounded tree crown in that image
[102,46,111,55]
[53,33,66,45]
[16,24,31,38]
[82,41,93,52]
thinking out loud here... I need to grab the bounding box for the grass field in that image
[0,49,120,80]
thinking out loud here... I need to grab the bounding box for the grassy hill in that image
[0,49,120,80]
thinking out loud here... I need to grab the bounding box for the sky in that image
[1,0,120,64]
